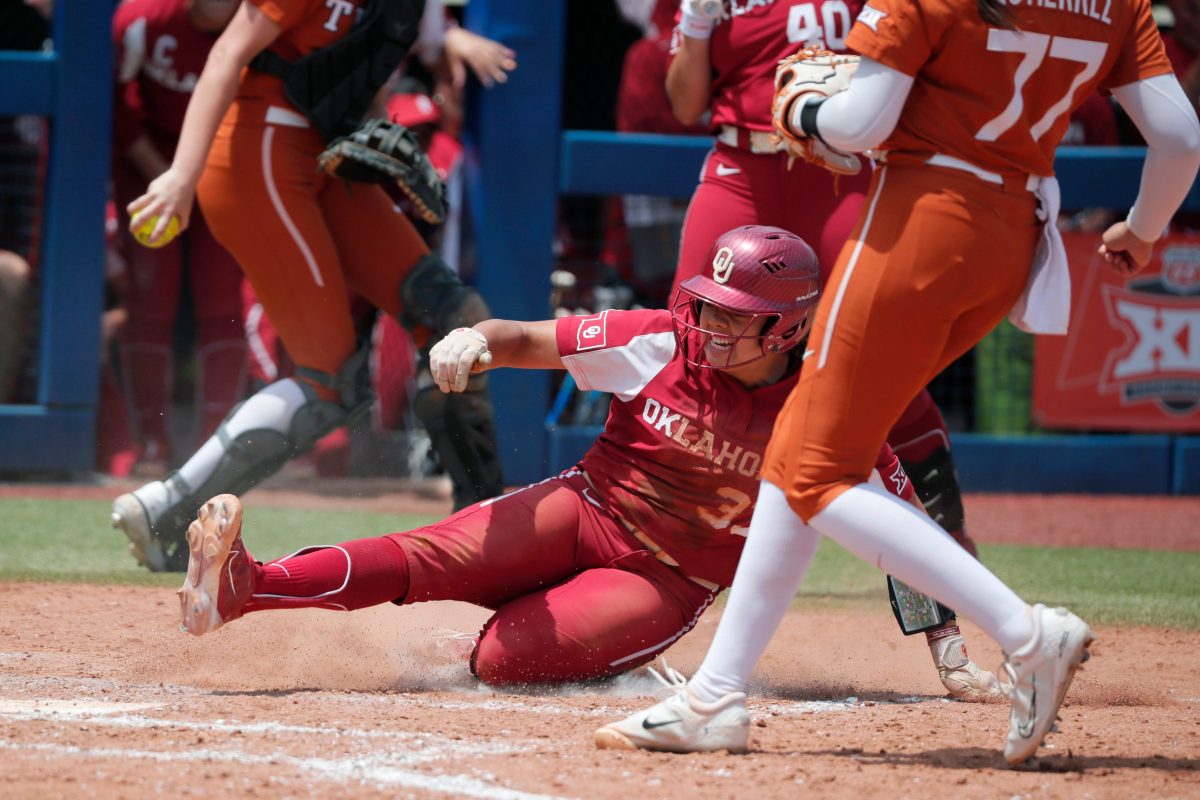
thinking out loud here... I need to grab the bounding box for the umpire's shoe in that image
[1002,604,1094,765]
[177,494,256,637]
[594,661,750,754]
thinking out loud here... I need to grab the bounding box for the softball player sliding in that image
[173,226,1000,690]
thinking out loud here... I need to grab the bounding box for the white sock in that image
[812,483,1033,654]
[137,379,309,512]
[689,482,820,703]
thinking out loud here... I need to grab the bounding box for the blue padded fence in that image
[0,4,112,472]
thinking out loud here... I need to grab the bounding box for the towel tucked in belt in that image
[1009,176,1071,335]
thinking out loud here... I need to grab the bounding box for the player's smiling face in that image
[694,302,790,387]
[698,303,766,368]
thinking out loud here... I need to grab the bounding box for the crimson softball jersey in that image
[699,0,865,132]
[558,308,907,588]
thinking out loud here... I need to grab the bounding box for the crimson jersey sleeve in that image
[555,309,678,399]
[874,442,915,502]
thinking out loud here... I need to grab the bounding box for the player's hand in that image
[1098,220,1154,277]
[443,26,517,90]
[430,327,493,393]
[127,166,195,244]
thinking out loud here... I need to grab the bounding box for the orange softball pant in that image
[197,115,429,396]
[763,162,1041,521]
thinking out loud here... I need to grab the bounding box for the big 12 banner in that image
[1033,232,1200,431]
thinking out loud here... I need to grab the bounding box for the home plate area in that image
[0,585,1196,799]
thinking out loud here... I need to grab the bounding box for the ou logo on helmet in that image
[712,247,735,284]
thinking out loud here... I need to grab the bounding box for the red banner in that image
[1033,232,1200,431]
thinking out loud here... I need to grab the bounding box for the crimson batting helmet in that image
[672,225,821,369]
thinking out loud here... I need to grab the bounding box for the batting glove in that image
[430,327,492,393]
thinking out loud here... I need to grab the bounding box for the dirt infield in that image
[1,484,1198,798]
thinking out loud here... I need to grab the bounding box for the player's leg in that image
[765,166,1039,642]
[670,145,762,292]
[0,249,30,400]
[769,166,1091,762]
[113,123,364,572]
[471,550,717,686]
[778,157,870,289]
[889,389,975,554]
[185,207,250,444]
[595,480,817,753]
[178,472,615,634]
[887,388,1001,699]
[321,182,503,508]
[117,222,183,472]
[113,162,182,471]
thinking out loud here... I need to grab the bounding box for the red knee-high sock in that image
[242,536,410,614]
[888,388,949,463]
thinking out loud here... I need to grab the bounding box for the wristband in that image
[790,96,828,144]
[680,10,715,39]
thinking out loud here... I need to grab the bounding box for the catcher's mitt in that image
[770,47,862,176]
[317,118,447,224]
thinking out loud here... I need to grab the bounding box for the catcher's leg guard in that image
[413,368,504,510]
[400,255,504,507]
[887,443,974,633]
[113,349,373,571]
[900,444,976,556]
[399,253,492,336]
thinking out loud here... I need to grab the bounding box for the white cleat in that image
[111,492,166,572]
[177,494,254,637]
[594,661,750,754]
[931,633,1011,701]
[1003,604,1094,766]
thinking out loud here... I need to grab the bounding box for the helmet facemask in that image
[671,291,783,370]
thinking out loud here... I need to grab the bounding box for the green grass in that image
[1,498,1197,629]
[0,498,439,586]
[797,540,1200,629]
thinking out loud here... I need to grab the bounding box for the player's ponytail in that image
[977,0,1017,29]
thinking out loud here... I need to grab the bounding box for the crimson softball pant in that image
[112,161,248,450]
[197,118,429,399]
[763,163,1041,521]
[672,142,870,293]
[244,470,718,686]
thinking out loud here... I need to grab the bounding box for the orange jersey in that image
[227,0,366,126]
[846,0,1172,176]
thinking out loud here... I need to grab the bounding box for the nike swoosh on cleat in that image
[1017,676,1037,738]
[642,717,682,730]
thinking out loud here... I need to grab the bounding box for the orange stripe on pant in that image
[763,163,1041,521]
[197,117,429,395]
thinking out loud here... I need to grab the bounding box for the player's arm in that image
[665,1,719,125]
[665,32,712,125]
[127,3,282,242]
[1101,75,1200,273]
[430,319,562,393]
[786,57,912,153]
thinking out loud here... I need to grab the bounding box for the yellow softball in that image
[133,214,181,249]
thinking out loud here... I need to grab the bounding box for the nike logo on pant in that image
[715,163,741,176]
